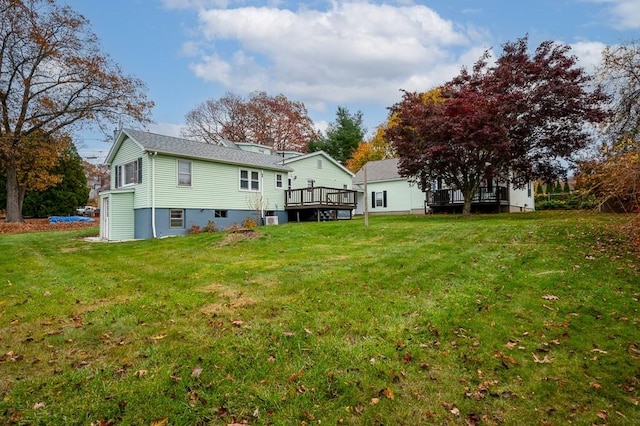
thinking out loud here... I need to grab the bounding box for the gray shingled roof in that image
[353,158,403,184]
[119,128,292,172]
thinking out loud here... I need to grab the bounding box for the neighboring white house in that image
[99,129,356,241]
[353,158,535,215]
[352,158,426,215]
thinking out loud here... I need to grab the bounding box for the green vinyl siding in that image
[110,137,149,208]
[287,155,353,190]
[108,191,135,241]
[152,155,285,211]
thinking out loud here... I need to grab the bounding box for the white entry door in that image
[100,197,109,240]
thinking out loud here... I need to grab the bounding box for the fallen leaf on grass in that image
[133,369,147,378]
[150,334,167,341]
[590,382,602,389]
[442,401,456,412]
[231,320,243,327]
[289,370,303,382]
[151,417,168,426]
[532,353,553,363]
[370,397,379,405]
[379,387,395,400]
[33,402,45,410]
[591,348,608,354]
[191,366,203,378]
[494,352,517,365]
[542,295,559,300]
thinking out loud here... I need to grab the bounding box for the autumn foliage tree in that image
[346,123,395,173]
[182,91,317,152]
[577,40,640,216]
[386,37,609,215]
[0,0,153,222]
[22,144,88,217]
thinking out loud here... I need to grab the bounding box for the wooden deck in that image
[427,186,509,213]
[285,186,357,221]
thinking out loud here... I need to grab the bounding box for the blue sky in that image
[63,0,640,162]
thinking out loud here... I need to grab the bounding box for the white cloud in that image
[185,1,484,109]
[570,41,606,72]
[587,0,640,30]
[608,0,640,29]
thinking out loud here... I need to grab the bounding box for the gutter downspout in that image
[260,169,265,225]
[151,152,157,238]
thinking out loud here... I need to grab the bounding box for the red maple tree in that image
[386,37,609,215]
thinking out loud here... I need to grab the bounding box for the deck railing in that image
[285,186,357,210]
[428,186,508,206]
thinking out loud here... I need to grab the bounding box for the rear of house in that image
[352,158,427,215]
[100,129,292,241]
[352,158,535,215]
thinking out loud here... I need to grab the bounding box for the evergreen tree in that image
[563,180,571,192]
[535,182,544,194]
[308,107,365,164]
[555,180,563,193]
[22,145,89,217]
[546,182,554,194]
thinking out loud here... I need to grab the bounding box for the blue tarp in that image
[49,216,94,223]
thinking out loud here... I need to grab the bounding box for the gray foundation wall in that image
[134,208,288,239]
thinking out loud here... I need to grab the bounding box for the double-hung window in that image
[240,169,260,191]
[372,190,387,208]
[275,173,283,189]
[178,160,192,186]
[115,158,142,188]
[170,209,184,228]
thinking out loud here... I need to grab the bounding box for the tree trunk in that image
[462,188,475,216]
[5,165,24,223]
[462,197,473,216]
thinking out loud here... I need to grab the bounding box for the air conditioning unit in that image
[265,216,279,225]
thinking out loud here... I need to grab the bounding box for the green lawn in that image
[0,211,638,425]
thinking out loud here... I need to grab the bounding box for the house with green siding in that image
[353,158,535,215]
[99,129,356,241]
[353,158,427,215]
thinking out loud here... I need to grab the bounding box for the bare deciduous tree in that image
[182,91,318,152]
[0,0,153,222]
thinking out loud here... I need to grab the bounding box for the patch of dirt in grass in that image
[199,283,257,316]
[217,228,260,246]
[0,217,97,234]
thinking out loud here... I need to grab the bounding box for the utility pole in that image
[364,165,369,228]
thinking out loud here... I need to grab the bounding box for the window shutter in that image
[383,191,387,208]
[371,192,375,209]
[115,165,121,188]
[137,158,142,183]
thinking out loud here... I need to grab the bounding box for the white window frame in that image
[375,191,384,207]
[117,158,141,188]
[275,173,283,189]
[317,159,323,169]
[239,168,260,192]
[170,209,184,229]
[177,160,192,187]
